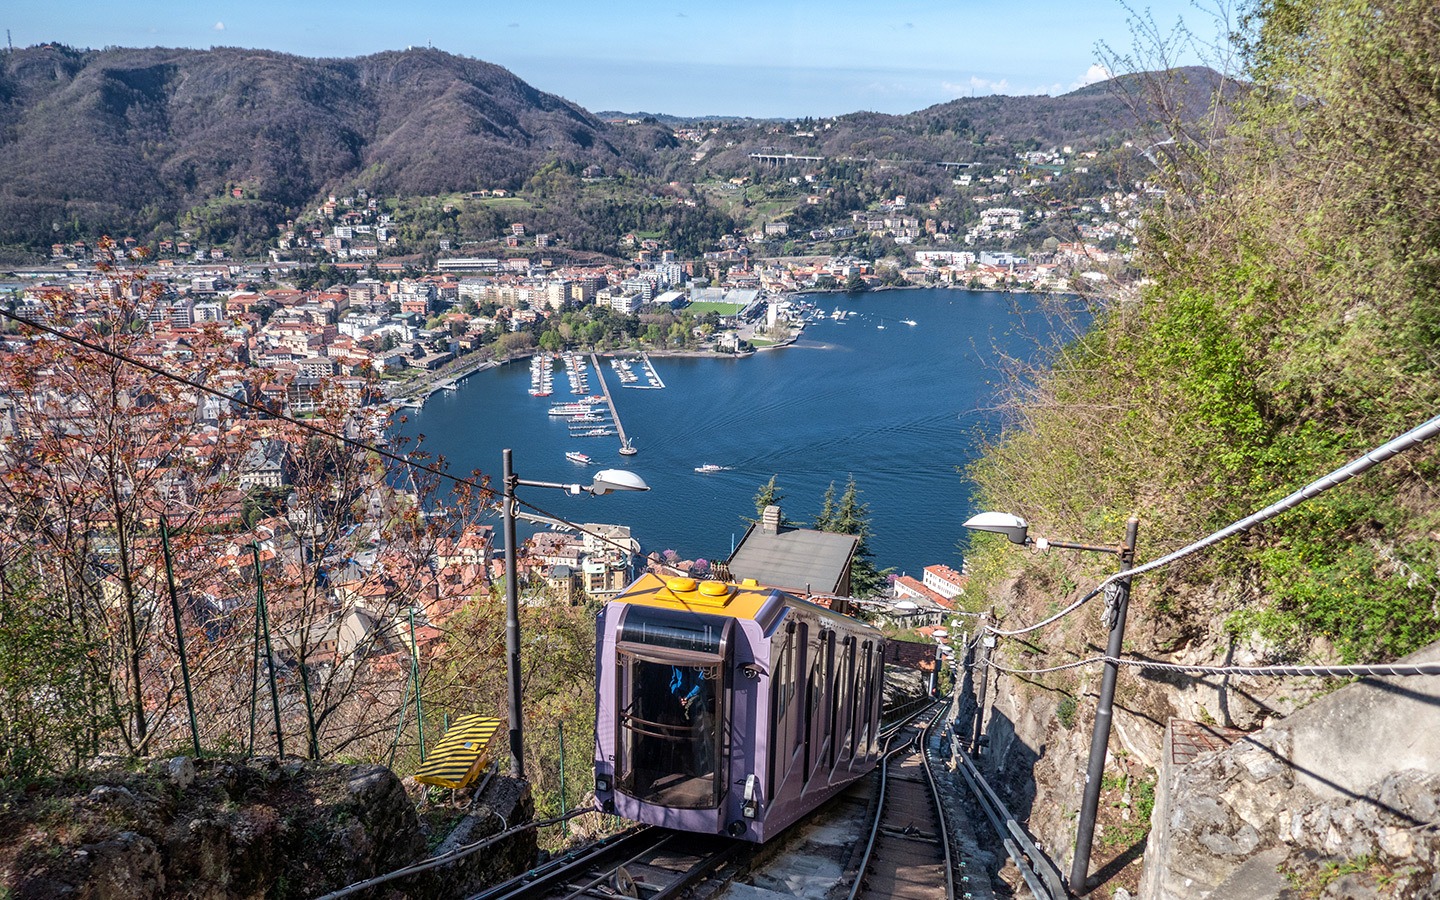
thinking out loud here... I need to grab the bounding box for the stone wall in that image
[1140,641,1440,899]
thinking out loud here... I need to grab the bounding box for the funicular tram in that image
[593,573,886,842]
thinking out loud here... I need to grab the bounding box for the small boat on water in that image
[902,319,918,326]
[566,451,591,465]
[694,463,726,474]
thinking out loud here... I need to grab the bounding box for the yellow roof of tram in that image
[613,573,778,621]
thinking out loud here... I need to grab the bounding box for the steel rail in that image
[847,701,948,900]
[463,826,657,900]
[554,833,676,900]
[917,705,957,900]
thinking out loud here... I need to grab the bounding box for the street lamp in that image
[500,448,648,779]
[963,511,1139,896]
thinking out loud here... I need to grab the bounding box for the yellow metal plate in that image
[413,715,502,790]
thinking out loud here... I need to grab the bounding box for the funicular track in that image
[465,826,742,900]
[846,703,955,900]
[463,703,956,900]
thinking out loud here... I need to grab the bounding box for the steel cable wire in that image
[985,411,1440,638]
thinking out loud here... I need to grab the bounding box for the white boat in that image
[694,463,725,473]
[902,319,917,326]
[566,452,591,465]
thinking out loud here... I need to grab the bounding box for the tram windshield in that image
[617,655,723,808]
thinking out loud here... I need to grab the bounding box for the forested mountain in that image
[0,45,669,248]
[0,43,1223,253]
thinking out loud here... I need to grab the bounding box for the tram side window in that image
[854,641,872,753]
[769,626,797,797]
[871,651,885,754]
[829,627,840,766]
[831,636,852,767]
[804,645,824,782]
[843,638,859,759]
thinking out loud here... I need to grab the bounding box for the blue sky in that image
[12,1,1214,117]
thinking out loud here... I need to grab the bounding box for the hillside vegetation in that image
[0,45,657,249]
[967,0,1440,664]
[0,43,1225,254]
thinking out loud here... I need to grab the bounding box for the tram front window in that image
[617,657,721,808]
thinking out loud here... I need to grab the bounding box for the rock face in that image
[0,756,534,899]
[1140,641,1440,899]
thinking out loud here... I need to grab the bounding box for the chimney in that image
[761,505,782,535]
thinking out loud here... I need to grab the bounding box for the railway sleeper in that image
[879,824,942,844]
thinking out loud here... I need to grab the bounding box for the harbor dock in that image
[591,353,635,455]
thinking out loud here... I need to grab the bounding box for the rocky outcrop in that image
[1140,641,1440,899]
[958,567,1440,898]
[0,756,534,899]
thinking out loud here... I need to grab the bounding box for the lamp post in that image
[962,512,1139,896]
[501,448,649,779]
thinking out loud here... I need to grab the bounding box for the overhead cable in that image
[988,411,1440,638]
[981,654,1440,679]
[0,306,646,560]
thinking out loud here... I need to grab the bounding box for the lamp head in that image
[589,469,649,495]
[962,511,1030,546]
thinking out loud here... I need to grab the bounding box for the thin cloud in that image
[213,21,225,31]
[1070,63,1112,90]
[966,75,1011,94]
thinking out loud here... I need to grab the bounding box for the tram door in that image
[614,607,731,810]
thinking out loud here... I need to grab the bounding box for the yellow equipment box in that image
[413,715,502,789]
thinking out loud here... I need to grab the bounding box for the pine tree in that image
[814,481,837,531]
[751,475,783,522]
[829,475,891,597]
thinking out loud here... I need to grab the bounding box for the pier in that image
[639,353,665,389]
[591,353,635,454]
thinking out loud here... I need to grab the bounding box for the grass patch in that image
[1056,695,1077,729]
[685,301,746,315]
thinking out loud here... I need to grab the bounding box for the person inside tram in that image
[670,665,714,777]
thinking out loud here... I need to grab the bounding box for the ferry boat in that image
[549,398,604,416]
[565,452,591,465]
[694,463,725,473]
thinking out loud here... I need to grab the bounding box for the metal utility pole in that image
[502,449,525,779]
[497,450,647,781]
[159,521,201,757]
[1069,516,1140,895]
[972,610,994,754]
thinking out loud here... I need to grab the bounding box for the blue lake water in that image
[395,289,1069,579]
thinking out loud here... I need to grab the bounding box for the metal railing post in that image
[1069,517,1139,894]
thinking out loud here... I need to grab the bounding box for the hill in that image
[0,44,1227,252]
[0,44,667,249]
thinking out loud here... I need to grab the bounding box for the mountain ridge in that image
[0,45,1225,250]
